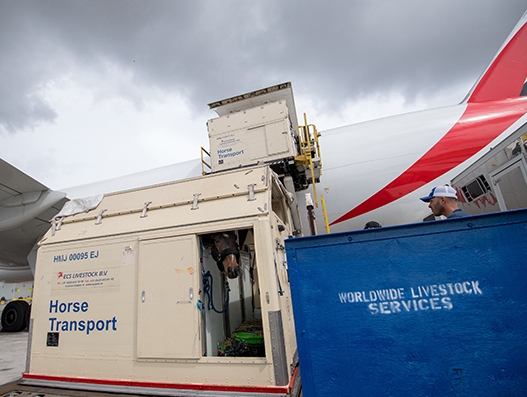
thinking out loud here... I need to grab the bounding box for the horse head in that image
[211,232,240,279]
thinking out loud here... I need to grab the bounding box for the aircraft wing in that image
[0,159,68,282]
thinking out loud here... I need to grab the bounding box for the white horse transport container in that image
[22,165,301,396]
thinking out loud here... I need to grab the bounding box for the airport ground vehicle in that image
[450,122,527,215]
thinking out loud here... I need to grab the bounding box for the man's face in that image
[428,196,444,216]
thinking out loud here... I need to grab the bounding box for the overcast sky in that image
[1,0,526,190]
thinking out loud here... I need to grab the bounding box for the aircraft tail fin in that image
[465,10,527,103]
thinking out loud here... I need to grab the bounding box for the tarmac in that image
[0,304,29,386]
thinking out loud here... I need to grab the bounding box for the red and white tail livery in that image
[317,9,527,231]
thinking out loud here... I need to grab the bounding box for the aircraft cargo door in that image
[137,235,199,359]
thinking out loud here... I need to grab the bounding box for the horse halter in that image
[211,246,240,272]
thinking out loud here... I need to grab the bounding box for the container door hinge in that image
[248,184,256,201]
[51,217,64,236]
[191,193,201,210]
[140,201,152,218]
[95,209,107,225]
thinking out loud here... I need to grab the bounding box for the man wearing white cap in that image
[420,185,470,219]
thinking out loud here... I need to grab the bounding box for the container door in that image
[491,158,527,211]
[137,235,199,359]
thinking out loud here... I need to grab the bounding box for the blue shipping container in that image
[285,209,527,397]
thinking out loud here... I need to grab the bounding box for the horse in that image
[210,231,240,279]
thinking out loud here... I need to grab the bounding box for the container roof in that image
[207,82,299,134]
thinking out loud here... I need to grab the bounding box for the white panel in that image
[493,161,527,210]
[265,121,290,156]
[137,235,199,359]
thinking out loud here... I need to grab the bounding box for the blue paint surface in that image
[285,210,527,397]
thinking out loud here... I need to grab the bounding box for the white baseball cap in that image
[420,185,457,202]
